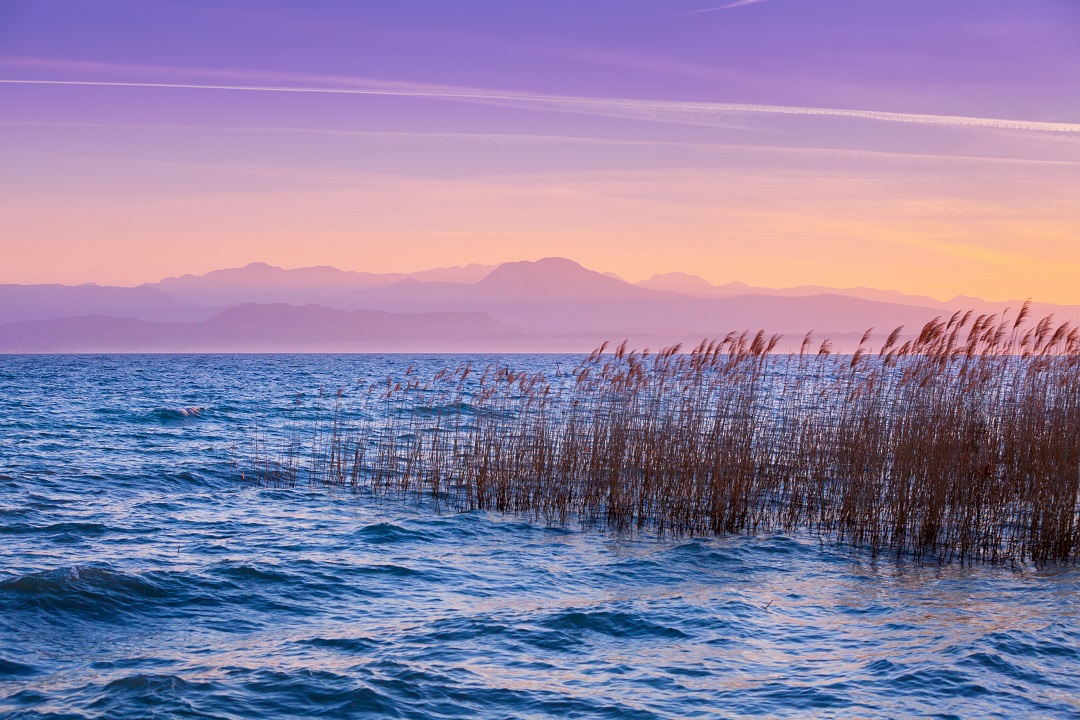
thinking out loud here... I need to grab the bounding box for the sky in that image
[1,0,1079,302]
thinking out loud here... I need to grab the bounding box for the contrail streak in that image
[2,78,1079,134]
[680,0,768,16]
[4,120,1077,167]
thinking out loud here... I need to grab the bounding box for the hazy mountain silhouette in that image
[0,283,218,326]
[3,257,1076,352]
[149,261,496,307]
[0,304,519,353]
[478,258,651,300]
[638,272,719,293]
[638,272,955,309]
[340,258,956,337]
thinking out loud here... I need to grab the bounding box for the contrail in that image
[4,120,1077,167]
[680,0,768,16]
[3,78,1079,134]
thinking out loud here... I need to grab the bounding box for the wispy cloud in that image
[3,76,1079,135]
[5,121,1079,169]
[679,0,767,16]
[0,56,461,95]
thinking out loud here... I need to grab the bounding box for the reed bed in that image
[244,305,1080,564]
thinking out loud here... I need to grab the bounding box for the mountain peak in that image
[479,257,646,299]
[638,272,715,290]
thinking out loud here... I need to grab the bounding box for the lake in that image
[1,355,1077,719]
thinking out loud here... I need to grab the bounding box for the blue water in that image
[1,355,1078,719]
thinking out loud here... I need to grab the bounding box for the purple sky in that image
[2,0,1079,301]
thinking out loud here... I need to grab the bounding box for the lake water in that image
[1,355,1078,719]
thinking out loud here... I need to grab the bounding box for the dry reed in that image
[244,304,1080,564]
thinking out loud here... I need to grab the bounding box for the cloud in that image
[679,0,768,16]
[3,76,1079,136]
[0,56,468,95]
[6,121,1080,170]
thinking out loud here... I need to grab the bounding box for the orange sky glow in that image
[2,1,1079,303]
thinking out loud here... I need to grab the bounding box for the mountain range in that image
[2,258,1075,352]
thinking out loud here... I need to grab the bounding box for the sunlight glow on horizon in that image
[1,0,1078,303]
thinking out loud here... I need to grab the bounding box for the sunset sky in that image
[2,0,1079,302]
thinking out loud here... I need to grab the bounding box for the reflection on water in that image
[0,354,1078,719]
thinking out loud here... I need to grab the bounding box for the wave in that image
[0,656,40,677]
[161,469,225,487]
[984,627,1080,661]
[0,521,110,536]
[418,614,589,655]
[352,563,429,579]
[353,521,432,545]
[210,563,298,585]
[297,636,381,654]
[542,608,689,640]
[150,406,206,423]
[0,566,177,621]
[0,562,321,624]
[82,673,223,719]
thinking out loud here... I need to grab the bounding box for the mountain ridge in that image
[3,257,1076,352]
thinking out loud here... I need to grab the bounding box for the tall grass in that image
[244,305,1080,564]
